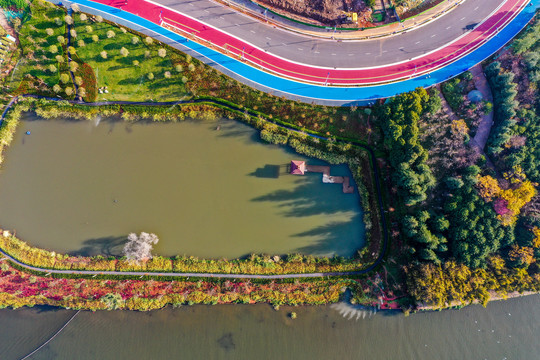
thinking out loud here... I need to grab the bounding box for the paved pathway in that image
[437,68,497,169]
[470,64,495,151]
[87,0,526,85]
[159,0,495,68]
[50,0,538,104]
[437,84,460,122]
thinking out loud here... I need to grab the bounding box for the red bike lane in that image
[92,0,529,85]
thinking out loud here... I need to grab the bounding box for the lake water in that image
[1,295,538,360]
[0,114,364,258]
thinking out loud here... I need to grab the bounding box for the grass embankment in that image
[15,0,70,93]
[71,12,187,102]
[3,1,376,143]
[0,231,364,274]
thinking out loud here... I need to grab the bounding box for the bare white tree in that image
[123,232,159,263]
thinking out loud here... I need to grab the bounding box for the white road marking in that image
[415,41,421,44]
[314,51,320,54]
[474,6,479,10]
[331,53,337,56]
[460,17,466,21]
[250,30,256,33]
[446,26,452,30]
[265,36,271,40]
[365,52,371,55]
[348,53,354,56]
[298,48,303,50]
[431,34,436,38]
[382,50,387,53]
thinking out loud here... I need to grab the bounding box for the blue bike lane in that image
[56,0,539,105]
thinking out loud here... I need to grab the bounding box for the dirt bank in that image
[252,0,373,27]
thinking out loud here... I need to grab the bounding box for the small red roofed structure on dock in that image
[290,160,306,175]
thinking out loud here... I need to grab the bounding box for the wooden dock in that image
[304,165,354,194]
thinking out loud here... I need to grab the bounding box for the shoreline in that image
[416,290,539,312]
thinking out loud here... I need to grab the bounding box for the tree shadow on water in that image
[213,121,260,144]
[69,236,126,257]
[217,333,236,352]
[251,182,355,217]
[35,305,64,313]
[293,215,364,257]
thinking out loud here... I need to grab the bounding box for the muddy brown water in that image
[0,113,364,258]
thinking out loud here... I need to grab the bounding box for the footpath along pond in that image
[0,113,364,258]
[1,294,539,359]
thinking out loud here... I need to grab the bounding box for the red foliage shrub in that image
[76,62,98,102]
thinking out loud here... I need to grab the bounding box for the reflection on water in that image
[330,302,377,320]
[0,114,364,258]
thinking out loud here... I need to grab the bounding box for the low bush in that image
[0,261,349,310]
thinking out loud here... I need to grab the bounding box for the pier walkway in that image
[305,165,354,194]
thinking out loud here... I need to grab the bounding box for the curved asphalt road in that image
[89,0,527,85]
[85,0,527,84]
[54,0,537,103]
[155,0,504,68]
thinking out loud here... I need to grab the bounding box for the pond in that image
[0,113,365,258]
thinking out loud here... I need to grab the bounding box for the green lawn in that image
[18,0,69,89]
[3,1,373,143]
[72,14,188,101]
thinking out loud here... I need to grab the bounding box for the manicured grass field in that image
[72,13,188,102]
[18,0,68,89]
[3,1,374,142]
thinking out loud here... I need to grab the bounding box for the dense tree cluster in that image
[485,62,519,155]
[511,18,540,55]
[380,89,446,263]
[401,19,540,307]
[486,17,540,182]
[498,25,540,183]
[406,257,540,309]
[382,86,537,273]
[441,78,465,112]
[505,109,540,182]
[402,208,448,264]
[444,166,514,268]
[381,88,436,206]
